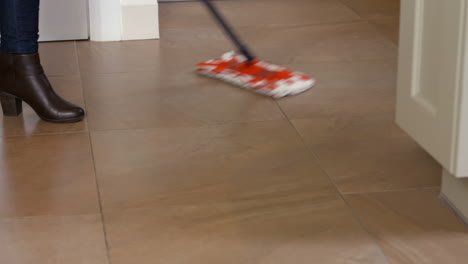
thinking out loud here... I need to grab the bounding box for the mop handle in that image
[201,0,256,62]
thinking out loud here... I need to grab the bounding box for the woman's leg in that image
[0,0,85,123]
[0,0,40,54]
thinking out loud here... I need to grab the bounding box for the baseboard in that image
[441,170,468,225]
[440,193,468,226]
[121,2,160,40]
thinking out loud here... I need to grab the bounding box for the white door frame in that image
[88,0,160,41]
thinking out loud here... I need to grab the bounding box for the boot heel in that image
[0,94,22,116]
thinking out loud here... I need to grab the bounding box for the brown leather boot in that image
[0,53,85,123]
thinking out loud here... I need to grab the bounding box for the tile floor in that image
[1,0,467,263]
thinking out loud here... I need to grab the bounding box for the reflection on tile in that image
[0,133,99,217]
[104,195,387,264]
[345,189,468,264]
[340,0,400,19]
[83,71,284,131]
[0,214,108,264]
[0,75,87,137]
[39,41,79,76]
[159,0,361,29]
[91,120,337,212]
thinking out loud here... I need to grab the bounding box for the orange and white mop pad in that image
[197,51,315,99]
[197,0,316,99]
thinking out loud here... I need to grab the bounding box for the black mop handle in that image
[201,0,256,62]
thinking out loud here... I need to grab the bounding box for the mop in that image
[196,0,316,99]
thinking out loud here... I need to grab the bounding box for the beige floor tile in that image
[0,75,87,137]
[104,195,388,264]
[370,18,400,44]
[82,71,284,131]
[39,41,80,76]
[78,20,396,76]
[345,189,468,264]
[339,0,400,19]
[302,134,441,193]
[91,120,337,212]
[159,0,361,29]
[77,22,398,129]
[240,21,397,64]
[0,214,108,264]
[278,59,433,193]
[158,11,393,71]
[277,60,397,120]
[291,115,398,145]
[0,133,100,217]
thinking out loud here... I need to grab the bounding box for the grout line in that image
[337,0,400,49]
[80,117,289,134]
[160,19,369,36]
[0,130,88,139]
[339,193,392,264]
[73,57,399,77]
[272,99,392,264]
[342,186,441,196]
[233,19,367,31]
[0,212,104,221]
[74,40,114,264]
[87,132,113,264]
[367,19,399,49]
[337,0,366,20]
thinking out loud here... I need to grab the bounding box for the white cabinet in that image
[396,0,468,178]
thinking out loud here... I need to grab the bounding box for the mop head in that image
[196,51,316,98]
